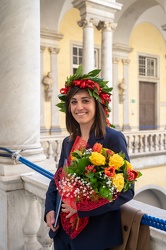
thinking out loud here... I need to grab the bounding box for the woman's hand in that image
[61,202,77,218]
[46,210,59,232]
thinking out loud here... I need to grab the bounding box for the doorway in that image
[139,81,156,130]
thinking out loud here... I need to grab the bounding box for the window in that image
[139,56,157,77]
[72,45,99,74]
[73,47,82,74]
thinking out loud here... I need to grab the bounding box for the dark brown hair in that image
[65,87,107,141]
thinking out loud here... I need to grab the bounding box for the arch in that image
[134,185,166,209]
[113,0,164,47]
[40,0,72,31]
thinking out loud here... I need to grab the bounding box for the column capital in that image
[78,17,98,28]
[40,46,46,53]
[122,58,130,65]
[48,47,60,54]
[113,57,120,64]
[97,21,117,31]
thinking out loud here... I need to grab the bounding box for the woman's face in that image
[70,90,96,127]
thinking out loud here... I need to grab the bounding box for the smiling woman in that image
[69,90,96,141]
[44,65,134,250]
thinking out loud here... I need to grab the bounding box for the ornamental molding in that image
[40,29,63,41]
[72,0,122,23]
[112,57,120,64]
[113,43,133,54]
[40,29,63,48]
[122,59,130,65]
[77,17,99,28]
[48,47,60,54]
[97,21,117,31]
[40,46,46,53]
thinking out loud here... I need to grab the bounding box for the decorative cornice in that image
[40,29,63,41]
[72,0,122,24]
[113,43,133,53]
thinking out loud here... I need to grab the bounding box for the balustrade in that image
[124,130,166,155]
[40,131,166,161]
[37,198,53,250]
[40,136,63,168]
[23,191,42,250]
[19,173,166,250]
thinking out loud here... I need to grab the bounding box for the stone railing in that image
[40,130,166,169]
[40,135,64,168]
[19,173,166,250]
[124,130,166,155]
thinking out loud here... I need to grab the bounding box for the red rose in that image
[60,87,69,94]
[104,166,115,177]
[92,143,102,152]
[127,169,138,181]
[100,93,111,104]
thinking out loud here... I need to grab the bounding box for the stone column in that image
[112,57,120,129]
[0,0,45,174]
[0,1,53,249]
[49,47,61,134]
[78,18,96,73]
[97,21,117,124]
[40,46,46,133]
[122,59,131,131]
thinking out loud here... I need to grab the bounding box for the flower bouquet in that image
[54,137,142,239]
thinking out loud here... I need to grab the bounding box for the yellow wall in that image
[43,15,166,131]
[128,22,166,130]
[135,165,166,191]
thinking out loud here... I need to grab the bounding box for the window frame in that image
[139,55,158,78]
[71,43,100,74]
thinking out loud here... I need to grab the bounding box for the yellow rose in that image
[89,152,105,166]
[109,154,124,170]
[112,173,124,192]
[126,160,133,170]
[71,155,76,161]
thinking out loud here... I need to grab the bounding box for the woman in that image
[45,66,134,250]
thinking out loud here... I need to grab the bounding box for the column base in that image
[122,124,131,131]
[113,124,121,131]
[50,126,62,134]
[40,126,49,134]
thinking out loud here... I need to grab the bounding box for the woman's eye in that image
[71,100,77,105]
[83,99,89,103]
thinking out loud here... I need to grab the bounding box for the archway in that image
[134,188,166,209]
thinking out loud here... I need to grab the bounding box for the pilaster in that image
[122,58,131,131]
[48,47,61,134]
[40,29,63,134]
[112,57,120,129]
[40,46,46,133]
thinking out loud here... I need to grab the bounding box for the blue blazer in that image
[45,127,134,250]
